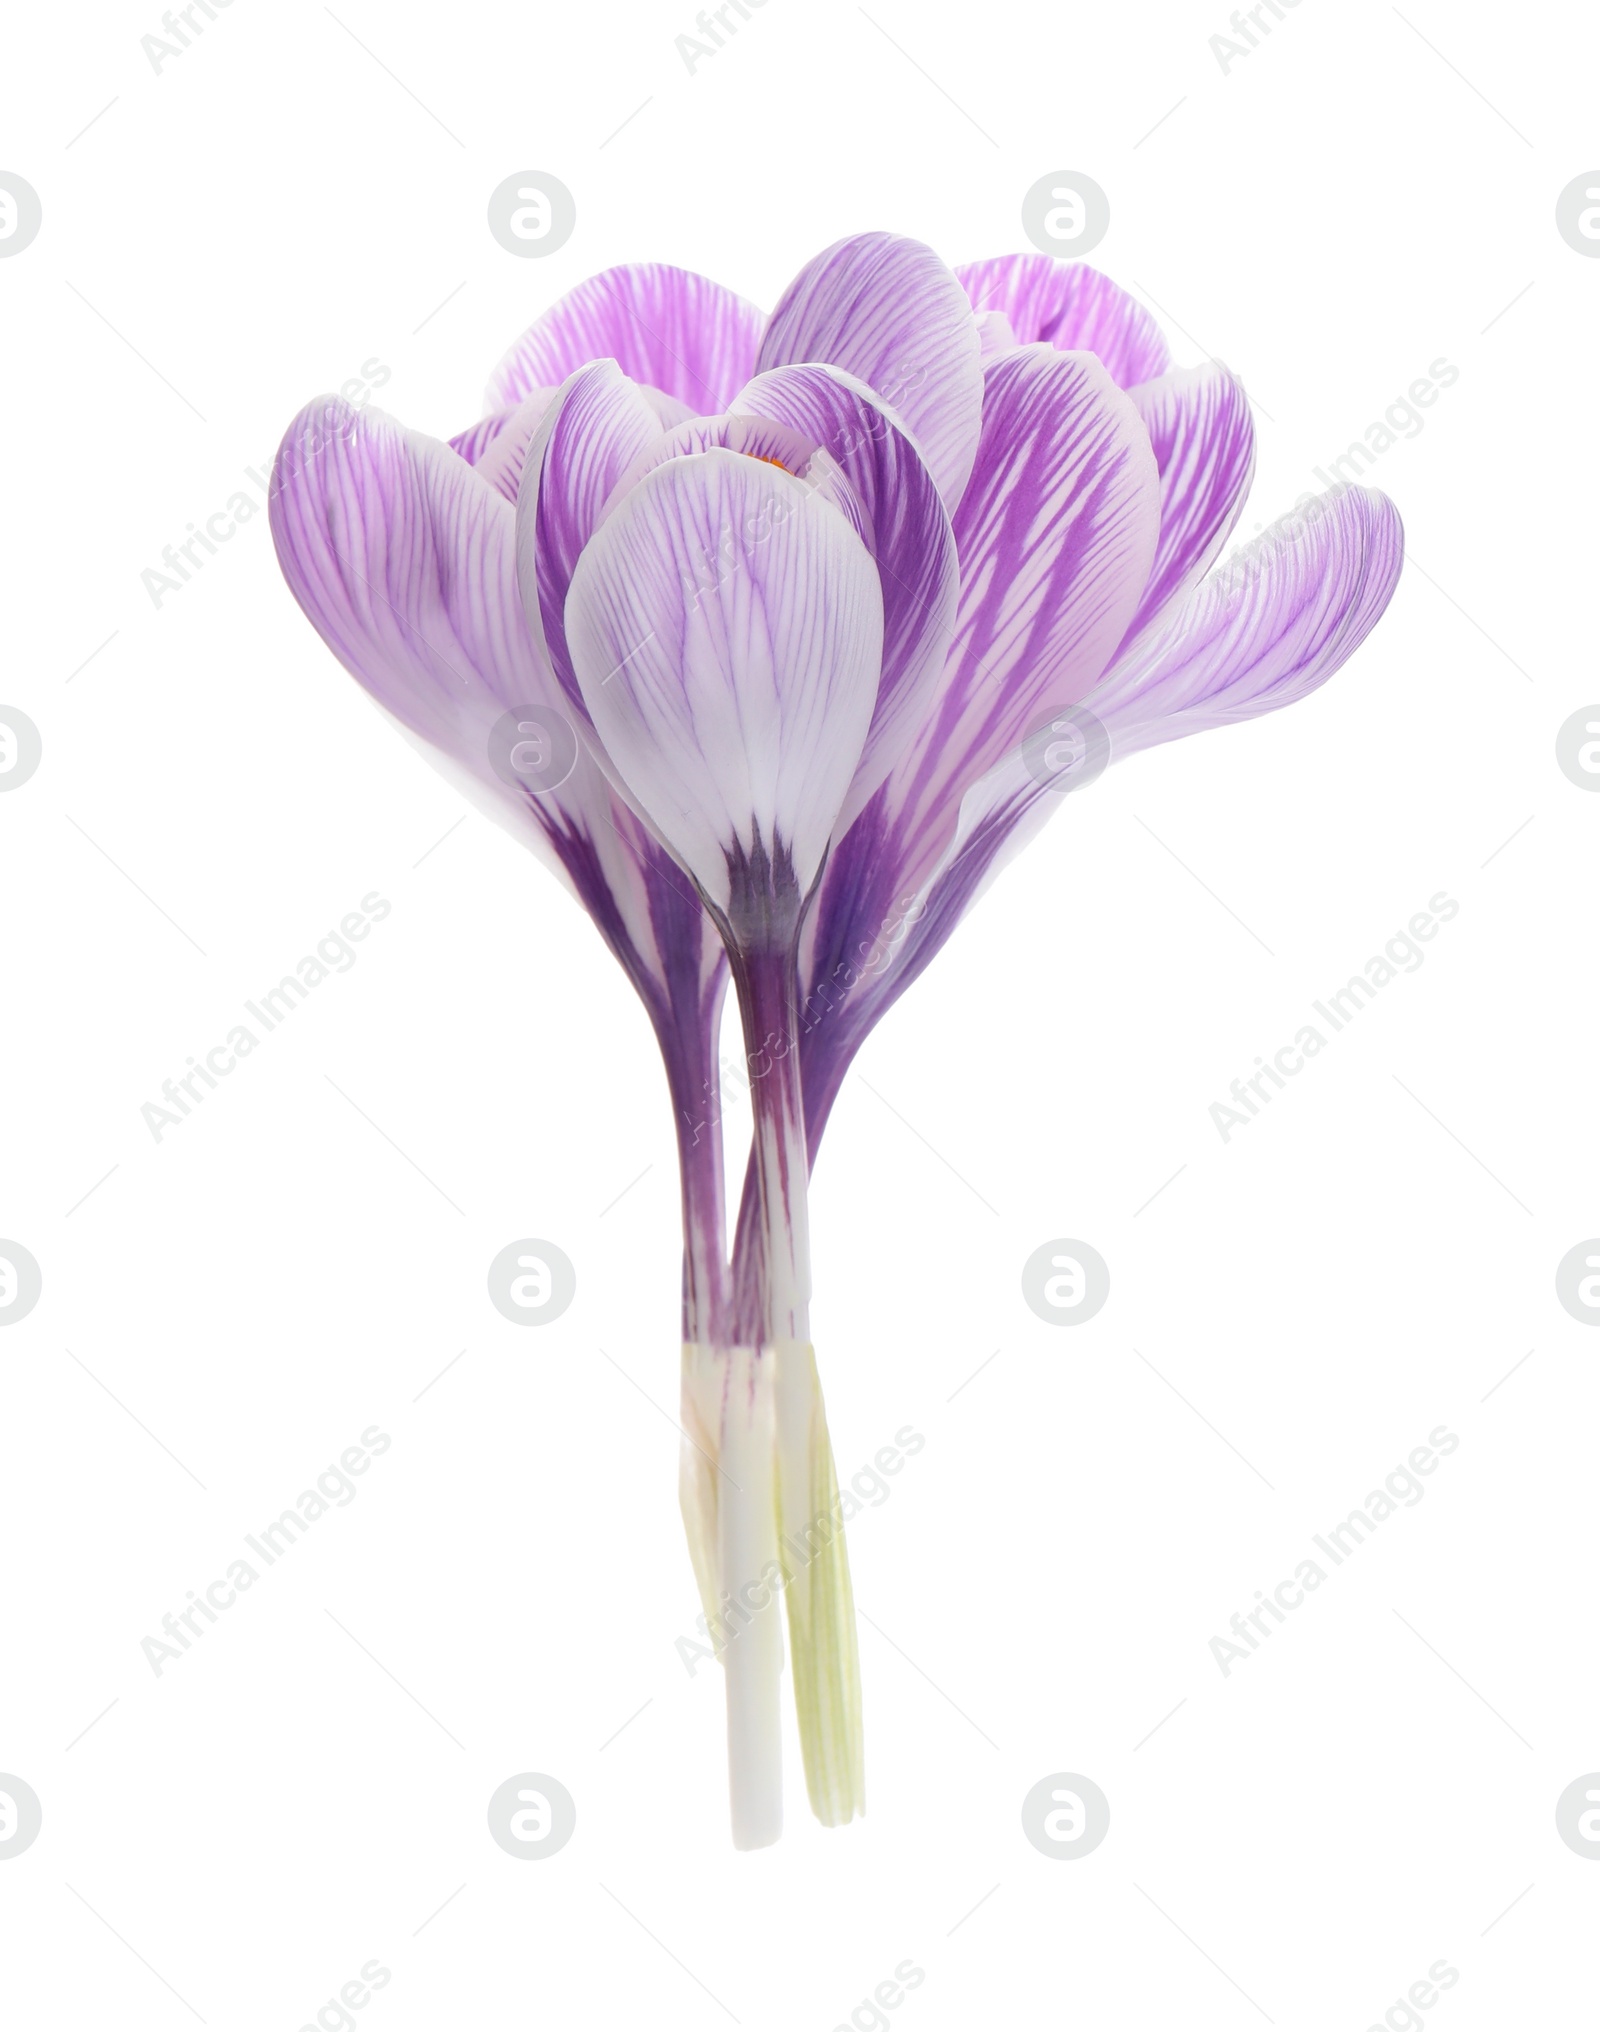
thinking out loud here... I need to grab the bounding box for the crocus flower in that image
[270,233,1402,1850]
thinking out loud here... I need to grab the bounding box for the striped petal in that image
[731,363,960,837]
[866,342,1160,897]
[796,483,1404,1146]
[449,408,516,467]
[269,397,719,1018]
[796,344,1158,1121]
[566,449,885,930]
[1119,362,1255,656]
[1089,482,1405,751]
[473,388,560,504]
[758,232,984,510]
[457,387,665,483]
[957,255,1170,389]
[487,262,765,415]
[516,360,666,719]
[975,309,1017,361]
[271,399,554,765]
[903,485,1406,986]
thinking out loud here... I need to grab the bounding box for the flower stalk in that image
[729,906,865,1838]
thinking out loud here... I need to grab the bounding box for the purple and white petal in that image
[974,309,1017,362]
[270,396,722,1016]
[795,344,1158,1123]
[912,484,1405,977]
[796,484,1401,1149]
[473,387,560,504]
[271,398,555,758]
[515,360,665,717]
[1117,362,1255,656]
[449,408,517,467]
[956,255,1170,390]
[271,397,614,913]
[609,407,862,515]
[757,232,984,510]
[641,385,698,430]
[1089,481,1404,750]
[869,342,1160,894]
[487,262,765,415]
[955,483,1404,884]
[565,449,885,924]
[731,362,960,835]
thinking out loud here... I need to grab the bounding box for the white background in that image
[2,0,1596,2025]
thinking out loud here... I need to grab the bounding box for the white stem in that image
[678,1342,722,1636]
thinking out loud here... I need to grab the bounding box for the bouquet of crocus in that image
[271,233,1402,1847]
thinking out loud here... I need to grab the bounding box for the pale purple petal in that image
[956,255,1170,389]
[795,483,1403,1147]
[611,406,866,515]
[730,363,960,836]
[270,398,553,755]
[641,385,697,430]
[1089,482,1405,748]
[515,360,665,717]
[487,262,765,415]
[898,484,1406,984]
[1118,363,1255,656]
[566,449,885,922]
[860,342,1160,898]
[449,409,515,466]
[473,388,560,503]
[270,398,621,956]
[757,232,984,509]
[269,396,722,1025]
[796,344,1158,1124]
[974,309,1016,361]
